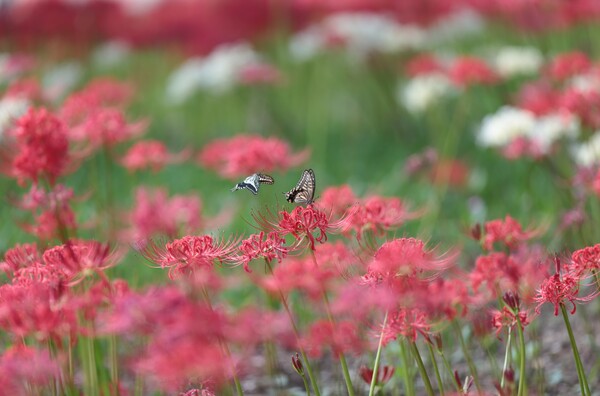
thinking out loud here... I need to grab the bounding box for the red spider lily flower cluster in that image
[252,204,335,252]
[59,78,145,149]
[17,184,77,241]
[42,240,120,285]
[362,238,455,287]
[381,308,431,345]
[491,292,530,337]
[0,345,60,394]
[302,320,366,358]
[546,51,592,81]
[127,187,202,240]
[261,256,337,300]
[138,235,238,279]
[101,286,241,391]
[470,246,549,303]
[570,243,600,276]
[535,258,600,316]
[3,107,70,185]
[198,134,309,178]
[316,184,358,219]
[448,56,500,86]
[235,231,288,272]
[481,215,539,251]
[341,195,416,240]
[120,139,190,172]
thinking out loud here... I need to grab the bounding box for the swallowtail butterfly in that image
[231,173,274,195]
[284,169,315,205]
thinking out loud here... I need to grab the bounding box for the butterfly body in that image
[231,173,274,195]
[285,169,316,205]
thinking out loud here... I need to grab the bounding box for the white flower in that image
[289,12,427,62]
[477,106,536,147]
[398,73,456,114]
[166,43,261,103]
[478,107,580,154]
[42,62,83,102]
[289,27,326,62]
[492,46,543,77]
[324,13,427,56]
[568,72,600,93]
[92,41,131,69]
[527,113,579,152]
[428,9,485,44]
[0,96,29,140]
[572,133,600,167]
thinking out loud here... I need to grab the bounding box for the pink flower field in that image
[2,1,600,395]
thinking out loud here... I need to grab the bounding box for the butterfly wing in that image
[232,174,260,194]
[285,169,315,204]
[257,173,275,185]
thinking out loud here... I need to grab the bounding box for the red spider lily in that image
[180,389,215,396]
[137,235,238,279]
[42,239,121,285]
[126,187,202,240]
[238,63,283,85]
[3,107,69,185]
[363,238,455,287]
[71,107,147,148]
[331,282,397,323]
[570,243,600,276]
[120,139,190,172]
[0,281,78,342]
[515,80,559,116]
[101,286,239,391]
[1,243,41,277]
[546,51,592,81]
[17,184,77,241]
[502,136,546,160]
[5,78,42,102]
[359,364,395,386]
[558,88,600,129]
[405,54,445,77]
[491,293,531,338]
[470,247,549,303]
[341,195,417,240]
[234,231,289,272]
[60,78,133,125]
[313,240,361,275]
[534,258,600,316]
[482,215,540,251]
[0,345,60,394]
[261,256,336,300]
[198,134,309,178]
[302,320,366,358]
[74,279,130,323]
[316,184,357,219]
[412,277,470,321]
[381,308,431,345]
[448,57,500,86]
[278,205,331,251]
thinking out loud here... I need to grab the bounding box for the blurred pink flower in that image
[449,57,500,86]
[0,345,60,395]
[198,134,309,179]
[546,51,592,81]
[120,139,190,172]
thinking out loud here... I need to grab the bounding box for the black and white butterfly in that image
[231,173,274,195]
[284,169,316,205]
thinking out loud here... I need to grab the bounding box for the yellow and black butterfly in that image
[284,169,316,205]
[231,173,274,195]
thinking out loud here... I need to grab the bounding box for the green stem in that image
[515,318,527,396]
[264,259,321,396]
[500,327,512,389]
[109,335,119,395]
[561,304,591,396]
[200,287,244,396]
[452,321,481,393]
[400,340,415,396]
[409,341,434,396]
[426,342,444,396]
[310,251,354,396]
[438,349,461,392]
[368,311,388,396]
